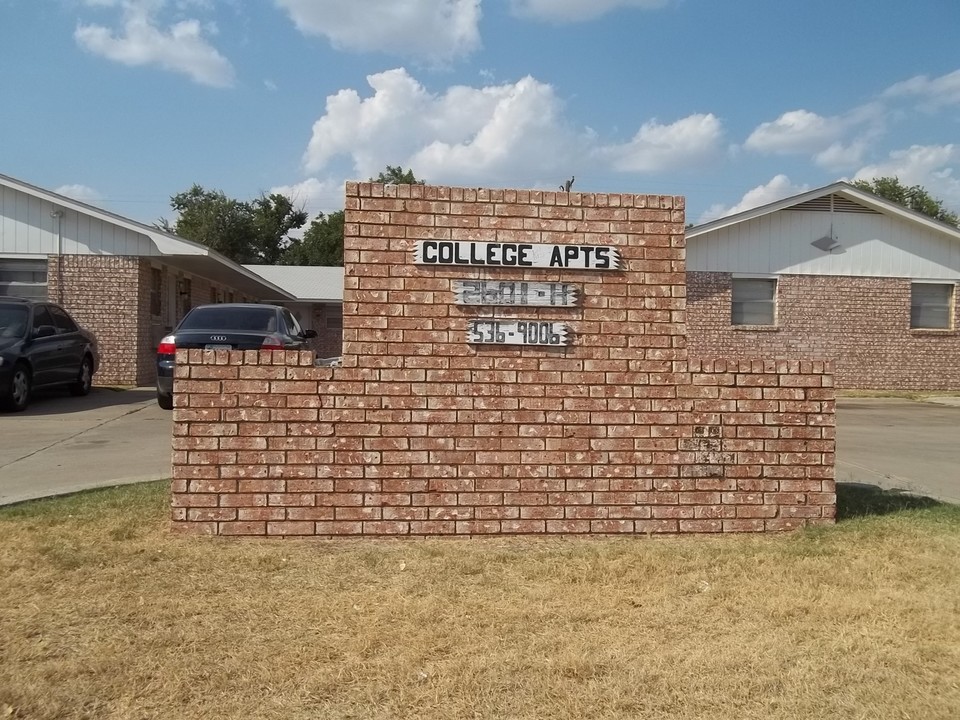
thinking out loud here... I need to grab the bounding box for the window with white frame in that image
[731,277,777,326]
[0,260,48,300]
[910,282,955,330]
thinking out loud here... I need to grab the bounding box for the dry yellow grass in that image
[1,482,958,720]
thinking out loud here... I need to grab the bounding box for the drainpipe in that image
[50,210,64,303]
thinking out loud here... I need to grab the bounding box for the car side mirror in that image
[303,329,318,339]
[34,325,57,338]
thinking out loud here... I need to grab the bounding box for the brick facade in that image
[48,255,146,386]
[308,304,344,359]
[170,183,836,537]
[687,272,960,390]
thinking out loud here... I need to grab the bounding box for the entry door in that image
[166,273,178,330]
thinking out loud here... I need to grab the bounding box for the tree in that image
[250,193,308,264]
[281,211,345,266]
[169,185,307,264]
[371,165,425,185]
[852,177,959,227]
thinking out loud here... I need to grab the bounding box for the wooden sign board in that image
[454,280,578,307]
[467,319,571,346]
[414,240,621,270]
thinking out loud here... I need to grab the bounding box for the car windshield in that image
[178,306,279,333]
[0,305,29,339]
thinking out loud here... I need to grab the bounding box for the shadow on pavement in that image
[14,387,156,416]
[838,482,945,520]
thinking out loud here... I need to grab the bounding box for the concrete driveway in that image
[0,387,171,505]
[836,397,960,504]
[0,391,956,507]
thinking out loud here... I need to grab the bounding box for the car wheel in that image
[70,355,94,396]
[157,391,173,410]
[2,363,31,412]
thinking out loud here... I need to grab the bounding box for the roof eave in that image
[0,172,296,300]
[688,180,960,241]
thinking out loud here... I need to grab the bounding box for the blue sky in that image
[2,0,959,229]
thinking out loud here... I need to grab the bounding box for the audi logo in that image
[210,335,228,342]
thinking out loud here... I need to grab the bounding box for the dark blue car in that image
[156,303,316,409]
[0,298,98,412]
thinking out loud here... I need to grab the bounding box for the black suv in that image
[0,298,98,412]
[156,303,316,409]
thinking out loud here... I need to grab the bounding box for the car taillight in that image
[261,334,284,351]
[157,335,176,354]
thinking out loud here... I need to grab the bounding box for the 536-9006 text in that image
[467,320,570,346]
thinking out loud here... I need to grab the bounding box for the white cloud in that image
[75,0,235,87]
[854,144,960,214]
[744,110,845,155]
[269,177,343,217]
[883,68,960,110]
[814,140,868,171]
[301,68,588,187]
[297,68,725,193]
[274,0,481,64]
[54,184,103,204]
[696,175,809,225]
[510,0,669,23]
[599,113,725,173]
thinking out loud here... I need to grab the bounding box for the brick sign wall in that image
[171,183,836,536]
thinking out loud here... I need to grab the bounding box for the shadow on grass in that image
[838,482,945,520]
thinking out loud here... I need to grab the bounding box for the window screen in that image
[911,283,954,330]
[732,278,777,326]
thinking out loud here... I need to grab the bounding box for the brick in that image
[218,521,266,536]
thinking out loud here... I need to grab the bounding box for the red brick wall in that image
[687,272,960,390]
[170,183,836,537]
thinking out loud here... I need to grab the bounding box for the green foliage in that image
[281,210,345,266]
[371,165,425,185]
[852,176,959,226]
[169,185,307,264]
[167,167,425,267]
[251,193,308,264]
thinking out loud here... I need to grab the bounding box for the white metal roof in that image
[243,264,344,302]
[688,181,960,242]
[0,172,295,300]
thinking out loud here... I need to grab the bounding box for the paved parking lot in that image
[0,387,171,505]
[836,397,960,504]
[0,392,956,506]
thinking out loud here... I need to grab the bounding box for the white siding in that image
[0,185,158,257]
[687,209,960,279]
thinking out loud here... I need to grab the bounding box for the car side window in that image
[48,305,78,334]
[32,305,54,333]
[282,309,304,337]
